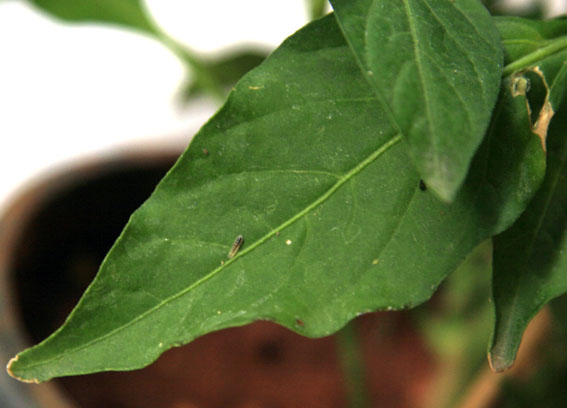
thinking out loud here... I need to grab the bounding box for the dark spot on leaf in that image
[419,180,427,191]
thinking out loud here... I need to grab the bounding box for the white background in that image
[0,0,565,214]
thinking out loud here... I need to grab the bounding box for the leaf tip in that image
[425,178,458,203]
[6,355,39,384]
[488,351,514,373]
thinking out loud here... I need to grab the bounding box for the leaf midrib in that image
[18,133,403,373]
[401,0,437,165]
[502,35,567,76]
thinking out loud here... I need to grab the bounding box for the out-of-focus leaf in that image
[330,0,503,202]
[27,0,156,34]
[6,14,541,383]
[307,0,329,20]
[25,0,229,101]
[181,50,267,101]
[418,241,494,408]
[489,94,567,372]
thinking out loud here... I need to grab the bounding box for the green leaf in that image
[7,14,540,383]
[496,16,567,150]
[330,0,503,202]
[489,88,567,373]
[27,0,156,34]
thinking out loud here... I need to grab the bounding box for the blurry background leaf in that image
[417,241,494,408]
[27,0,157,34]
[483,0,546,19]
[307,0,329,20]
[7,14,545,382]
[179,50,268,101]
[25,0,228,100]
[330,0,503,202]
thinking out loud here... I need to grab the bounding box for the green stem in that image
[336,322,371,408]
[156,31,226,101]
[503,36,567,76]
[140,4,226,101]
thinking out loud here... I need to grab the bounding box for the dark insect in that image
[228,235,244,258]
[419,180,427,191]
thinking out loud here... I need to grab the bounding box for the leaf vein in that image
[21,134,404,371]
[401,0,439,170]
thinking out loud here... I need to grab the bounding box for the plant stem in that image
[503,36,567,76]
[140,4,226,102]
[155,31,226,101]
[336,322,371,408]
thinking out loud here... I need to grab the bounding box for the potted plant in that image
[3,0,566,406]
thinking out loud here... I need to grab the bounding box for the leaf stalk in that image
[503,36,567,76]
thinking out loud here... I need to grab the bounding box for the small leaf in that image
[7,14,541,383]
[489,92,567,373]
[27,0,156,34]
[330,0,503,201]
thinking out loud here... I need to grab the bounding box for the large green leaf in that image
[330,0,503,202]
[489,72,567,373]
[7,14,541,383]
[27,0,156,34]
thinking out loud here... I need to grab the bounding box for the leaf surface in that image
[27,0,156,34]
[489,71,567,372]
[330,0,503,201]
[7,14,542,383]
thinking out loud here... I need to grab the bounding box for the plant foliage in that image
[7,0,567,383]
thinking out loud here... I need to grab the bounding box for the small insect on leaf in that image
[228,235,244,258]
[419,180,427,191]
